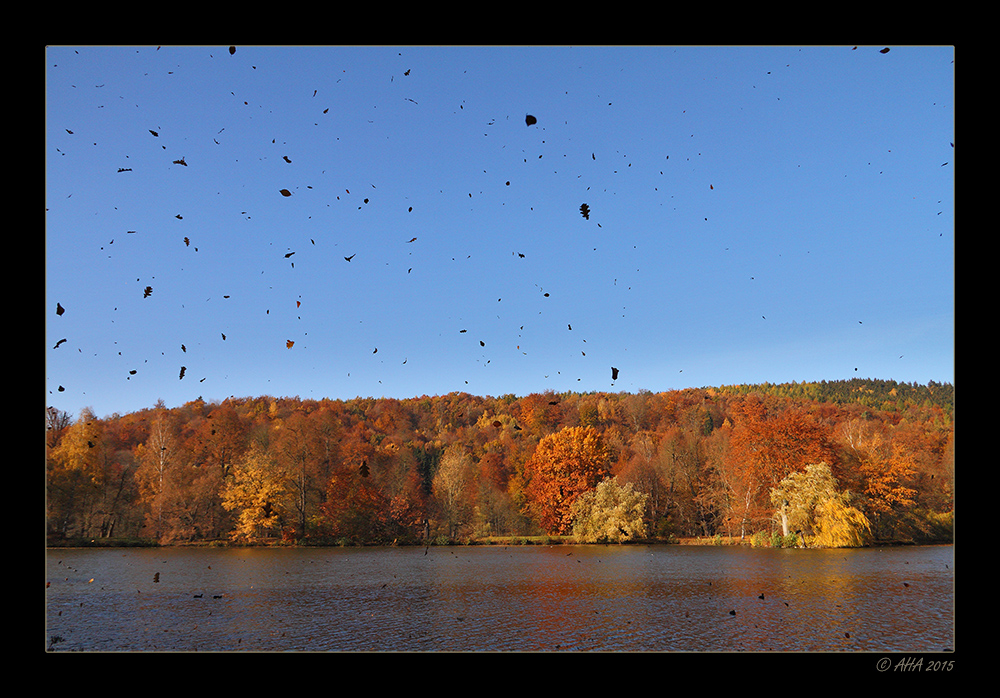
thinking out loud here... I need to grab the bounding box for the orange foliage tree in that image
[723,397,838,537]
[522,425,612,535]
[838,419,918,536]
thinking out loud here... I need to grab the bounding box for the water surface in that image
[45,544,954,652]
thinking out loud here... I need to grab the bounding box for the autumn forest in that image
[45,378,954,549]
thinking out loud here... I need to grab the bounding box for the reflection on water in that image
[45,544,954,652]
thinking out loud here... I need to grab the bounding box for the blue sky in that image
[45,45,954,419]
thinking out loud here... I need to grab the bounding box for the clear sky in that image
[45,45,955,420]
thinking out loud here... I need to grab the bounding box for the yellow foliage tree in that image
[221,444,289,543]
[770,462,872,548]
[812,496,873,548]
[572,477,648,543]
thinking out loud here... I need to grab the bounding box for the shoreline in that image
[45,534,950,550]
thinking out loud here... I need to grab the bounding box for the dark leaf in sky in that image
[181,344,186,352]
[173,157,187,166]
[407,237,417,243]
[344,254,355,262]
[611,367,619,380]
[143,286,153,298]
[279,189,292,197]
[286,340,295,349]
[149,130,158,137]
[56,303,65,316]
[283,156,292,163]
[480,340,485,346]
[221,333,226,340]
[179,366,186,380]
[184,237,190,246]
[54,338,67,349]
[580,203,590,220]
[229,46,236,55]
[284,251,295,258]
[525,114,537,126]
[373,347,378,353]
[880,47,890,53]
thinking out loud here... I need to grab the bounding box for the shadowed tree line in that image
[45,379,953,547]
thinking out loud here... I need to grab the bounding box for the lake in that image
[45,543,954,653]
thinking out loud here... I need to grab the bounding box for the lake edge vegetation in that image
[46,378,954,550]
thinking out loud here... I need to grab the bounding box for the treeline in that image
[45,378,954,547]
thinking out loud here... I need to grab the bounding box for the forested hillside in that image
[45,379,954,547]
